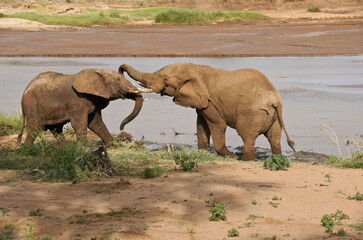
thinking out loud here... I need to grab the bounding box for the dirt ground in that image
[0,0,362,239]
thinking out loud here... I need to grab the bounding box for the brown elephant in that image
[17,69,151,145]
[119,63,295,160]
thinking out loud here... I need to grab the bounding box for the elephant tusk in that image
[139,88,153,93]
[129,88,153,94]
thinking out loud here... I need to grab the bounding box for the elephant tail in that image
[274,104,295,152]
[16,108,25,145]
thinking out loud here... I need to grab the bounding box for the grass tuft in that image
[0,224,17,240]
[0,112,22,136]
[307,5,321,12]
[155,8,267,25]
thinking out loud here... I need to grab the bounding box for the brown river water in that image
[1,56,362,159]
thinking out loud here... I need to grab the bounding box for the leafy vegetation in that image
[0,112,22,136]
[206,200,227,221]
[348,192,363,201]
[263,154,290,171]
[321,210,349,233]
[227,228,239,237]
[29,208,44,216]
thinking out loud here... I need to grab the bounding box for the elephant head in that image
[119,63,210,109]
[72,69,151,130]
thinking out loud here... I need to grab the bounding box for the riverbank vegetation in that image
[2,7,267,26]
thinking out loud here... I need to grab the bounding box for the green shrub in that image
[173,149,198,172]
[263,154,290,171]
[321,210,349,233]
[348,192,363,201]
[228,228,239,237]
[207,200,227,221]
[307,5,321,12]
[29,208,44,216]
[0,112,22,136]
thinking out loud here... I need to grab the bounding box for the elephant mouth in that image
[117,90,126,99]
[160,87,166,96]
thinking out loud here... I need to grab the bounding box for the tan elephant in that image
[119,63,295,160]
[17,69,151,145]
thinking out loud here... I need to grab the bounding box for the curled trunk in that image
[118,64,153,88]
[120,94,143,131]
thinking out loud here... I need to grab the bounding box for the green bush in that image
[207,200,227,221]
[228,228,239,237]
[263,154,290,171]
[348,192,363,201]
[321,210,349,233]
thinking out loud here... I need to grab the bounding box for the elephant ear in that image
[72,69,111,99]
[174,77,209,109]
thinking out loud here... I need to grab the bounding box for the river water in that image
[1,56,362,157]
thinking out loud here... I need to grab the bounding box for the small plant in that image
[348,192,363,201]
[272,195,282,201]
[1,208,9,216]
[321,210,349,233]
[141,167,164,179]
[269,201,280,208]
[252,200,257,205]
[228,228,239,237]
[187,228,196,234]
[208,200,227,221]
[263,154,290,171]
[29,208,44,216]
[307,5,321,12]
[173,149,198,172]
[65,0,71,3]
[324,174,332,182]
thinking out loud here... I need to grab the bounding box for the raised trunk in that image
[120,94,143,131]
[118,64,153,88]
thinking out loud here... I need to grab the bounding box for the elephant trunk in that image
[119,64,153,89]
[120,94,143,131]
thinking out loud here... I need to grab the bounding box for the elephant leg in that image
[264,120,282,155]
[197,105,238,159]
[69,110,88,143]
[236,111,266,161]
[196,113,210,150]
[24,127,38,145]
[88,110,114,143]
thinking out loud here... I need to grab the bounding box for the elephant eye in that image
[117,77,121,81]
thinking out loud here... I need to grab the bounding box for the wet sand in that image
[1,23,363,57]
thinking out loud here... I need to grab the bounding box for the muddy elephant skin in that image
[119,63,295,160]
[17,69,145,145]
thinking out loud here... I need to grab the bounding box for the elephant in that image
[119,63,295,160]
[17,69,151,145]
